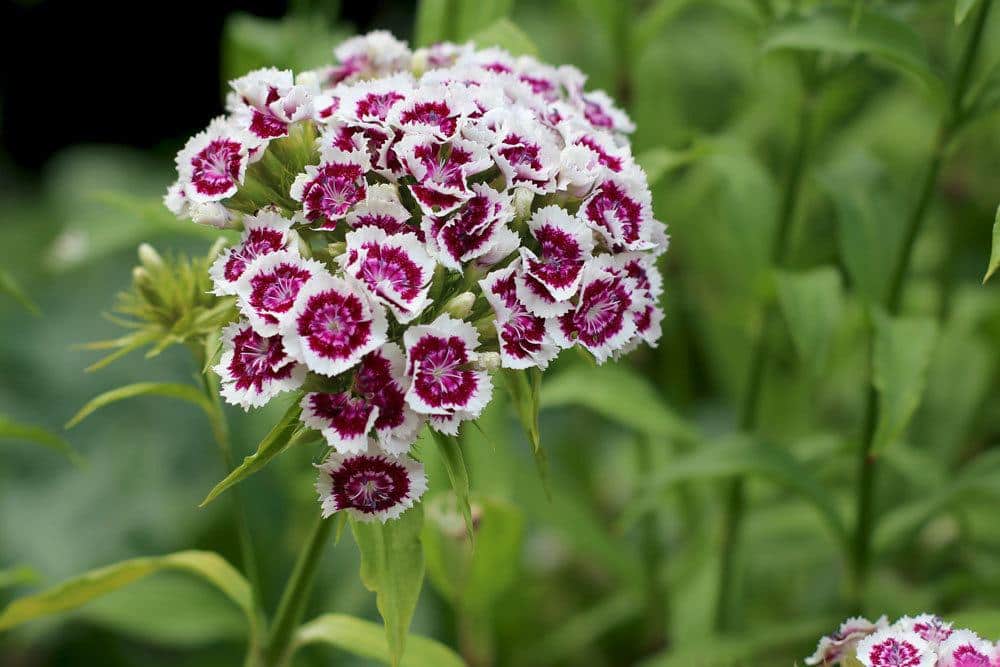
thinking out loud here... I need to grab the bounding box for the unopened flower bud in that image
[476,351,501,371]
[410,49,429,77]
[327,242,347,259]
[474,317,498,342]
[137,243,164,270]
[132,266,151,286]
[513,187,534,223]
[444,291,475,319]
[191,202,234,229]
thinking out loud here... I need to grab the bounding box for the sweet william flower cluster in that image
[165,31,667,522]
[808,614,1000,666]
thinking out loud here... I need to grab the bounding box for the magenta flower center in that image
[355,243,425,306]
[228,328,294,391]
[356,91,405,121]
[329,455,411,514]
[400,101,457,136]
[411,336,477,408]
[249,263,313,321]
[297,289,373,360]
[191,139,243,196]
[868,639,922,667]
[303,163,365,222]
[224,228,285,282]
[585,181,644,245]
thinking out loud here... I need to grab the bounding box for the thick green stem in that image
[636,434,670,651]
[714,71,815,632]
[264,514,333,666]
[196,353,266,623]
[849,0,992,609]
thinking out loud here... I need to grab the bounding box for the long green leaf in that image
[200,402,304,506]
[542,364,699,444]
[456,0,514,42]
[626,435,846,542]
[639,617,838,667]
[762,7,944,97]
[636,146,700,189]
[0,551,256,638]
[0,269,40,315]
[875,451,1000,553]
[955,0,980,24]
[468,18,538,57]
[0,566,41,590]
[66,382,211,429]
[0,415,82,465]
[429,429,474,542]
[871,313,938,455]
[774,267,844,377]
[293,613,465,667]
[350,507,426,667]
[983,204,1000,283]
[414,0,453,46]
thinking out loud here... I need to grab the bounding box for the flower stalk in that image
[849,0,993,608]
[715,60,816,631]
[263,515,333,666]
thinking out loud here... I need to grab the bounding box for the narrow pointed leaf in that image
[0,566,41,590]
[775,267,844,377]
[983,204,1000,283]
[626,434,846,541]
[66,382,211,429]
[542,364,698,444]
[635,147,699,189]
[429,429,474,542]
[350,506,426,667]
[199,402,305,506]
[0,269,40,315]
[0,551,256,638]
[762,7,944,97]
[414,0,452,46]
[469,18,538,57]
[955,0,980,24]
[871,313,938,455]
[0,415,83,465]
[293,613,465,667]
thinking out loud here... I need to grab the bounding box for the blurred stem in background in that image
[263,514,333,666]
[193,342,267,627]
[849,0,994,609]
[715,54,818,632]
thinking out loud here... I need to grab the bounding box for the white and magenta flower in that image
[938,631,994,667]
[396,133,492,216]
[480,263,560,370]
[346,183,417,236]
[327,31,412,86]
[214,321,306,410]
[487,111,561,193]
[856,629,935,667]
[806,616,889,666]
[235,251,326,336]
[290,149,369,229]
[388,85,473,139]
[280,272,388,376]
[336,74,414,126]
[580,172,655,252]
[301,344,419,454]
[551,260,638,363]
[175,117,250,203]
[315,444,426,522]
[227,68,313,142]
[897,614,956,646]
[403,314,493,427]
[422,183,517,271]
[578,89,635,134]
[520,205,595,301]
[209,209,296,296]
[341,226,435,323]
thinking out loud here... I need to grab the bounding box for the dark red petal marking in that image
[328,454,411,514]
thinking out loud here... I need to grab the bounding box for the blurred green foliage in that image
[2,0,1000,665]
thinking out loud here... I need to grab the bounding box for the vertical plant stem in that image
[264,514,333,666]
[613,1,633,110]
[714,67,815,632]
[636,433,670,650]
[849,0,993,607]
[196,352,266,623]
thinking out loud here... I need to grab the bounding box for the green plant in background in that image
[1,1,1000,666]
